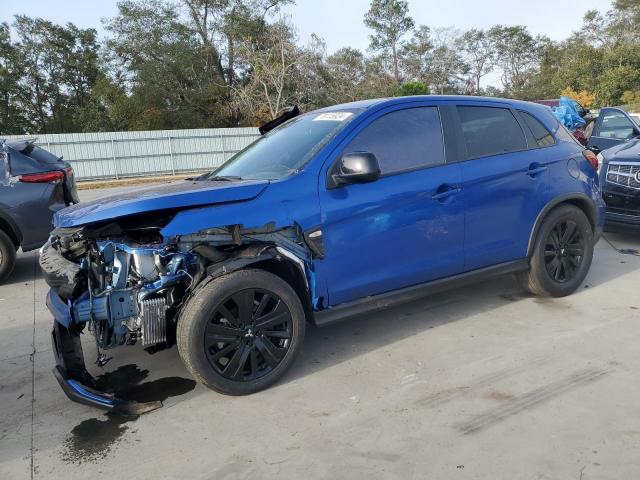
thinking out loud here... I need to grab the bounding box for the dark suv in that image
[584,107,640,231]
[41,96,605,414]
[0,139,78,281]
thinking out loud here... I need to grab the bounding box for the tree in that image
[231,19,324,122]
[561,87,596,108]
[400,25,432,81]
[488,25,541,98]
[364,0,414,84]
[396,81,428,96]
[11,16,106,133]
[457,29,495,94]
[183,0,292,88]
[0,23,29,134]
[325,47,366,104]
[426,28,467,94]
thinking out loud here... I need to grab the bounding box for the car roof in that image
[317,95,541,112]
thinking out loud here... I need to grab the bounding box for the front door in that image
[317,104,465,307]
[587,107,640,154]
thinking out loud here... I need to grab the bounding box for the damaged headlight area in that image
[40,217,317,413]
[41,226,204,354]
[40,221,315,355]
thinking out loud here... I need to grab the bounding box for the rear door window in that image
[519,111,555,147]
[343,107,445,175]
[457,106,527,159]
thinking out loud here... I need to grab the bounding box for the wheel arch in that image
[527,193,597,257]
[198,245,314,323]
[0,211,22,247]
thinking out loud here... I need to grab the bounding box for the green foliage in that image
[4,0,640,134]
[396,81,429,96]
[364,0,414,83]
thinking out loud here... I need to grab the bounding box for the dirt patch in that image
[486,390,515,401]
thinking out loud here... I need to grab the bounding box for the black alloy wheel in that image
[204,289,293,382]
[519,204,594,298]
[177,269,305,395]
[543,219,585,283]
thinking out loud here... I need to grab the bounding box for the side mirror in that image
[330,151,381,188]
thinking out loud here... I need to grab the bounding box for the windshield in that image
[205,109,361,181]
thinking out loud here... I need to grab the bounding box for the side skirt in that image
[312,259,529,327]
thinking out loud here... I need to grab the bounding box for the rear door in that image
[587,107,640,154]
[455,103,551,271]
[317,103,465,306]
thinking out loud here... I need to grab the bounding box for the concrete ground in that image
[1,184,640,479]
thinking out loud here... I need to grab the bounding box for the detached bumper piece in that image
[51,315,161,416]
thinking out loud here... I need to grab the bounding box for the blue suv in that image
[41,96,605,413]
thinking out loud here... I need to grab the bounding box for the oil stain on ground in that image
[61,364,196,464]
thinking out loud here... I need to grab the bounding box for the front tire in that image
[177,269,306,395]
[520,205,594,297]
[0,230,17,283]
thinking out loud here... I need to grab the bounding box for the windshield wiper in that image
[208,175,243,182]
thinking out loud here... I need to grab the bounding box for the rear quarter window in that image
[457,106,527,159]
[519,111,556,147]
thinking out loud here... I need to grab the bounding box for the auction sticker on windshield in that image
[313,112,353,122]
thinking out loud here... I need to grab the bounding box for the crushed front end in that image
[40,216,315,413]
[41,221,202,414]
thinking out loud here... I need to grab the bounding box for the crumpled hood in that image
[54,179,270,227]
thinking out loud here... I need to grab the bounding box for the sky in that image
[0,0,613,52]
[0,0,614,90]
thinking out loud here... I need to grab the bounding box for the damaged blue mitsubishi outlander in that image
[41,96,605,413]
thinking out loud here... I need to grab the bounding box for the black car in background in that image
[599,139,640,232]
[0,139,78,281]
[587,108,640,232]
[587,107,640,154]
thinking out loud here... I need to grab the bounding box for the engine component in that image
[73,290,139,324]
[140,297,167,347]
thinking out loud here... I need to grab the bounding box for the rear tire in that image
[0,230,16,283]
[520,205,594,297]
[177,269,306,395]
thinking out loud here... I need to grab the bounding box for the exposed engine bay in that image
[40,217,318,369]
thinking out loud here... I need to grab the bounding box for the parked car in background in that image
[0,139,78,281]
[598,138,640,231]
[40,95,604,414]
[586,107,640,154]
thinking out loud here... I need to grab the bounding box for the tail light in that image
[582,150,598,171]
[19,170,65,183]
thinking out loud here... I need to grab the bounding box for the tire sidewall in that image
[0,230,16,283]
[530,205,594,297]
[178,269,306,395]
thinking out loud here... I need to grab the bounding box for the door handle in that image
[526,166,548,177]
[431,185,462,201]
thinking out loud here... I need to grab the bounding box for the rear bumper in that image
[49,292,161,415]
